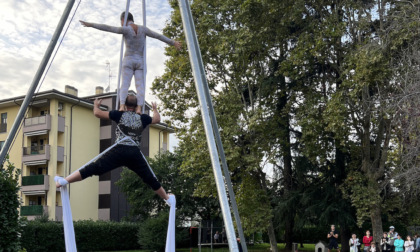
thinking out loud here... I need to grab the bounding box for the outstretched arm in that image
[93,99,110,119]
[144,26,182,50]
[80,20,126,35]
[151,102,161,124]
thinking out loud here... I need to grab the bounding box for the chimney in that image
[95,86,104,95]
[65,85,78,97]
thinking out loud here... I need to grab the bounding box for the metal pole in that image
[202,69,248,252]
[0,0,76,166]
[178,0,238,251]
[115,0,131,110]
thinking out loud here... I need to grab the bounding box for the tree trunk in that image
[279,77,295,251]
[268,222,279,252]
[285,212,295,251]
[340,224,351,252]
[370,204,383,244]
[257,170,278,251]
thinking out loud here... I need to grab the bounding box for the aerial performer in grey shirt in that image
[80,12,182,114]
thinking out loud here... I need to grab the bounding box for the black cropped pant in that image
[79,145,161,191]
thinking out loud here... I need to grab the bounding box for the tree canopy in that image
[118,0,420,251]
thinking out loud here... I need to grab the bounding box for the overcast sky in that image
[0,0,174,101]
[0,0,179,149]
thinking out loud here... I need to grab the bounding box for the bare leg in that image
[120,60,134,109]
[154,187,169,200]
[134,68,145,115]
[56,171,82,188]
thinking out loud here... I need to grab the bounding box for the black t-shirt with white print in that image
[109,111,152,147]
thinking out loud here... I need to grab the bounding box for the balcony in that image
[22,145,50,165]
[23,115,50,136]
[23,115,65,136]
[21,175,49,195]
[20,205,48,220]
[22,145,64,165]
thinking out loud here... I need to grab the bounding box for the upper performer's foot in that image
[119,104,127,111]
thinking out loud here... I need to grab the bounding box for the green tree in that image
[116,150,220,222]
[0,156,21,251]
[152,0,310,250]
[151,0,420,251]
[321,0,420,243]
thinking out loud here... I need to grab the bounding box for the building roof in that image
[0,89,105,110]
[0,89,175,133]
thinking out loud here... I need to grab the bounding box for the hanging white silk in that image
[165,195,176,252]
[55,177,77,252]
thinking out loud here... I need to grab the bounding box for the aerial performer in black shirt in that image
[80,12,182,114]
[56,94,173,204]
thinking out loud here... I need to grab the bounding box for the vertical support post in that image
[198,222,202,252]
[0,0,76,166]
[142,0,147,114]
[115,0,131,110]
[177,0,239,251]
[211,220,213,251]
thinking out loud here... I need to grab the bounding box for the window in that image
[0,113,6,132]
[0,141,4,151]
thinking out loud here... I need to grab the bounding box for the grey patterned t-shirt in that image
[109,111,152,146]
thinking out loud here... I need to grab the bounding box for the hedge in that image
[21,220,141,252]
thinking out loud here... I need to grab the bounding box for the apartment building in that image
[0,86,173,221]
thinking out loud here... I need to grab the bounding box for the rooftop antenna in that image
[105,60,113,92]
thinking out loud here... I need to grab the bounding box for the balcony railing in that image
[24,115,48,126]
[23,145,47,155]
[21,175,50,194]
[20,205,47,216]
[22,145,50,165]
[22,175,45,186]
[23,115,51,135]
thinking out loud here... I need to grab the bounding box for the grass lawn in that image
[102,243,321,252]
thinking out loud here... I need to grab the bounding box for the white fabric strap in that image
[165,195,176,252]
[54,176,76,252]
